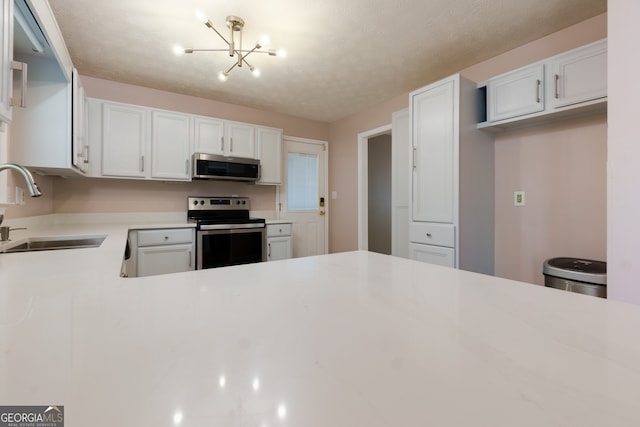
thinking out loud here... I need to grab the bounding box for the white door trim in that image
[357,124,392,250]
[283,135,329,254]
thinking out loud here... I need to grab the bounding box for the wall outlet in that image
[16,187,25,205]
[331,191,338,200]
[514,191,525,206]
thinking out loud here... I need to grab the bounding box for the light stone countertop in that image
[1,218,640,426]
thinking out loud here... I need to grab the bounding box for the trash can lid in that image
[543,257,607,285]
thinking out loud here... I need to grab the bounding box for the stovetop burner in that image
[187,196,265,226]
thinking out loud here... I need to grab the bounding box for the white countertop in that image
[2,220,640,426]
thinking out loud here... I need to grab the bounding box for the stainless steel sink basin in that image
[1,235,107,253]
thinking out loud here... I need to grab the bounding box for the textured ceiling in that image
[48,0,607,123]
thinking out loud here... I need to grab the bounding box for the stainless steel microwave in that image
[192,153,260,182]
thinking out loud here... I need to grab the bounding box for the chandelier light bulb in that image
[172,45,185,56]
[195,10,207,23]
[251,67,261,77]
[259,35,271,47]
[218,71,229,82]
[276,48,287,58]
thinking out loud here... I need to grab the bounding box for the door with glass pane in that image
[281,138,327,257]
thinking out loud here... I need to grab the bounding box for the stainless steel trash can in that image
[543,257,607,298]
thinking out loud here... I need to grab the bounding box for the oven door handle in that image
[199,223,265,231]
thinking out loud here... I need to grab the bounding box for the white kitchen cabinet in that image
[128,228,195,277]
[226,120,255,158]
[193,116,255,159]
[255,125,283,185]
[101,101,148,178]
[267,222,292,261]
[8,1,85,176]
[193,116,225,155]
[0,0,13,124]
[550,39,607,109]
[410,74,494,275]
[487,63,544,122]
[479,39,607,130]
[409,243,455,268]
[151,110,191,180]
[72,69,88,172]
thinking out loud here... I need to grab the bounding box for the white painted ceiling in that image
[48,0,606,123]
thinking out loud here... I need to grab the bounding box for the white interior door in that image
[281,137,327,258]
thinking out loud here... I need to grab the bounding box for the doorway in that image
[358,109,410,258]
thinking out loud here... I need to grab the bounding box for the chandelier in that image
[175,12,286,82]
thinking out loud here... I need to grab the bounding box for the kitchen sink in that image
[1,234,107,253]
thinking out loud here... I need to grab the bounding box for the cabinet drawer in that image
[410,243,455,268]
[267,223,292,237]
[410,222,455,247]
[137,228,194,246]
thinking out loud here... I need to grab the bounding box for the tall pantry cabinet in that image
[409,74,494,275]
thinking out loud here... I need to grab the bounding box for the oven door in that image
[197,224,266,269]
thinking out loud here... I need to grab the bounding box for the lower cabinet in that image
[127,228,195,277]
[266,222,292,261]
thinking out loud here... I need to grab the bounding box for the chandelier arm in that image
[205,22,232,48]
[224,62,238,74]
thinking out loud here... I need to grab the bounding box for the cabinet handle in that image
[220,136,224,151]
[84,145,90,164]
[230,137,234,152]
[185,159,189,174]
[140,155,145,172]
[426,233,432,238]
[268,242,271,258]
[10,61,28,108]
[536,79,541,103]
[188,251,192,267]
[554,74,559,99]
[412,147,417,169]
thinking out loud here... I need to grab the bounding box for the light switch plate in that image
[514,191,525,206]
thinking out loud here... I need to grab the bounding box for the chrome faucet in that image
[0,163,42,197]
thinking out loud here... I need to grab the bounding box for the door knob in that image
[319,210,325,216]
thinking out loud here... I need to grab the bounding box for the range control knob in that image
[199,200,205,205]
[193,200,198,206]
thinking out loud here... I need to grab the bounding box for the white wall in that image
[607,1,640,303]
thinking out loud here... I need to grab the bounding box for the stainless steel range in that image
[187,196,266,269]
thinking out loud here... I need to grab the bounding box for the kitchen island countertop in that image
[1,221,640,426]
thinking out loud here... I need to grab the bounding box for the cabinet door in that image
[194,116,225,155]
[255,126,283,184]
[151,110,191,180]
[0,0,12,124]
[137,243,194,277]
[102,102,148,178]
[226,121,255,158]
[551,40,607,108]
[72,69,88,172]
[488,63,544,122]
[267,236,292,261]
[410,243,455,268]
[411,79,455,223]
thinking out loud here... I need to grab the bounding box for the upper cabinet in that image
[193,116,255,159]
[487,63,544,122]
[550,40,607,109]
[479,39,607,130]
[8,0,86,176]
[255,126,283,185]
[0,0,13,124]
[88,98,283,185]
[151,110,191,180]
[100,101,148,179]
